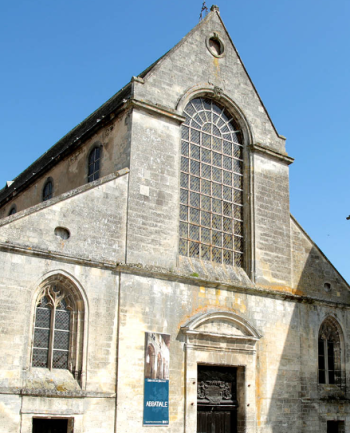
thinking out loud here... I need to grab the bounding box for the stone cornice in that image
[0,244,348,309]
[128,98,186,123]
[249,142,294,165]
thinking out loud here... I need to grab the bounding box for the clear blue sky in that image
[1,0,349,282]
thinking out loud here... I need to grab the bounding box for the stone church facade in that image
[0,6,349,433]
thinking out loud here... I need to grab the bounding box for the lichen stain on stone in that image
[258,283,304,297]
[233,295,246,313]
[56,384,68,392]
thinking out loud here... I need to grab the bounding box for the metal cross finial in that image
[199,1,208,21]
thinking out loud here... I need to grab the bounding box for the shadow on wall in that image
[263,245,349,433]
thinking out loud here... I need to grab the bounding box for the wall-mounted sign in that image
[143,332,170,426]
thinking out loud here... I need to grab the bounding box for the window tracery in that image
[179,97,244,266]
[32,278,84,383]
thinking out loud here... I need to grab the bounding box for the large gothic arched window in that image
[32,276,85,383]
[179,98,244,267]
[318,317,343,386]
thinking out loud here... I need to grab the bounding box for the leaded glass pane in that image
[223,186,232,201]
[180,173,188,188]
[201,148,211,163]
[180,222,188,237]
[54,330,70,350]
[32,348,49,368]
[181,157,189,173]
[223,141,232,156]
[212,167,222,183]
[201,196,211,211]
[190,176,200,192]
[35,308,51,329]
[189,208,200,224]
[234,174,243,189]
[189,224,200,241]
[182,126,189,140]
[190,160,200,176]
[213,152,222,167]
[179,98,244,267]
[212,248,222,263]
[190,192,200,208]
[189,241,199,258]
[212,215,222,230]
[181,141,189,156]
[180,189,188,204]
[191,129,200,144]
[180,205,188,221]
[191,144,200,160]
[223,250,233,266]
[223,156,232,171]
[179,239,188,255]
[212,136,222,152]
[201,244,210,260]
[212,231,222,247]
[201,179,211,195]
[201,228,211,244]
[202,164,211,179]
[234,144,243,159]
[212,183,222,199]
[201,211,211,227]
[34,328,50,349]
[212,198,222,214]
[53,350,68,369]
[202,133,211,148]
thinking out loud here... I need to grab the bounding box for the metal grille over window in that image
[32,286,71,371]
[179,98,244,266]
[88,147,101,182]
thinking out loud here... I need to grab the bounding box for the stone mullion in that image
[48,305,56,370]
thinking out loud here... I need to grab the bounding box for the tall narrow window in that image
[42,179,53,201]
[88,147,101,182]
[32,279,85,382]
[8,205,16,215]
[179,98,244,267]
[318,318,342,385]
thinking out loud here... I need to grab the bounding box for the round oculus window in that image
[206,34,225,58]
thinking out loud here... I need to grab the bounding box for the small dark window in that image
[88,147,101,182]
[327,420,345,433]
[33,418,68,433]
[8,206,16,216]
[324,282,332,292]
[43,179,53,201]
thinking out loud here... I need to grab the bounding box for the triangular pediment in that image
[133,7,286,154]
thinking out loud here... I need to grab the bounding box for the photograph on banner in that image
[143,332,170,426]
[144,332,170,379]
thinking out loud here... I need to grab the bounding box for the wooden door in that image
[197,365,238,433]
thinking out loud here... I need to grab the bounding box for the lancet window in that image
[32,281,84,382]
[318,318,342,385]
[179,98,244,267]
[88,147,101,182]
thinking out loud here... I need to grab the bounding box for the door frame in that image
[181,311,261,433]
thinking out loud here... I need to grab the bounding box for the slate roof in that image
[0,41,174,207]
[0,82,132,205]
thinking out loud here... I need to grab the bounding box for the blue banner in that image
[143,379,169,426]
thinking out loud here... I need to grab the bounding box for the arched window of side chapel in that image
[179,97,244,267]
